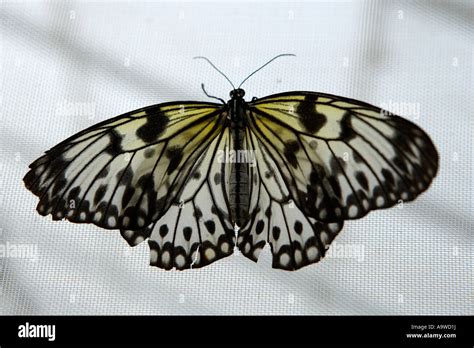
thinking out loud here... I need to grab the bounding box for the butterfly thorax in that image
[228,89,250,227]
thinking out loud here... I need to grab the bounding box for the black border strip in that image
[0,315,472,346]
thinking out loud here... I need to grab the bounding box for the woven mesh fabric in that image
[0,0,472,315]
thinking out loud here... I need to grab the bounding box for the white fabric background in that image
[0,0,472,315]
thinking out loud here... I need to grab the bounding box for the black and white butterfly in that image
[23,54,438,271]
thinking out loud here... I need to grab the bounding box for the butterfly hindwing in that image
[142,128,235,270]
[23,102,226,232]
[237,128,344,270]
[247,92,438,223]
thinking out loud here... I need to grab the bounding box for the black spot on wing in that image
[328,176,342,199]
[265,207,272,217]
[255,220,265,234]
[97,166,109,179]
[51,178,67,196]
[381,168,396,188]
[183,227,192,241]
[329,155,345,174]
[136,110,169,143]
[159,224,169,237]
[144,148,156,158]
[340,111,357,140]
[68,186,81,201]
[137,173,153,190]
[294,221,303,234]
[106,130,123,156]
[122,186,135,207]
[94,184,107,205]
[296,95,327,133]
[204,220,216,234]
[194,207,203,219]
[283,140,300,169]
[166,147,183,174]
[117,167,134,186]
[272,226,281,240]
[355,171,369,191]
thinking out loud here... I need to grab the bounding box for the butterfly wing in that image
[122,128,236,270]
[246,91,438,223]
[238,127,344,270]
[23,101,227,234]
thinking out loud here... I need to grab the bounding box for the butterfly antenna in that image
[194,56,236,90]
[201,83,226,104]
[238,53,296,89]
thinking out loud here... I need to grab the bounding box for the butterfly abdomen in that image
[229,156,250,227]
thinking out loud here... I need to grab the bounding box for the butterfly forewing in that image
[247,92,438,223]
[23,102,226,232]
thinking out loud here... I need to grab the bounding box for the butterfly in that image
[23,54,439,271]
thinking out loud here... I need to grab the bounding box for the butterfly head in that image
[230,88,245,99]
